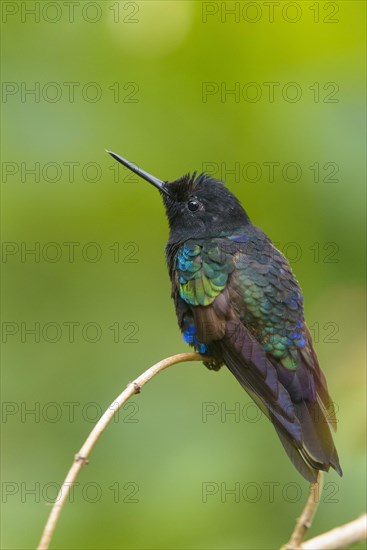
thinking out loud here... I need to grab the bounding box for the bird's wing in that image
[175,233,341,481]
[227,230,337,426]
[226,230,341,479]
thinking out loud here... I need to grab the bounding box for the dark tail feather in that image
[295,400,342,476]
[271,400,342,482]
[272,422,319,482]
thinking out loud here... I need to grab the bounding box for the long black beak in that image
[106,150,172,198]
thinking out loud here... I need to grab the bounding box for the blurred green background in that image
[1,1,366,549]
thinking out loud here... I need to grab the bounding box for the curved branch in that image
[302,514,367,549]
[37,352,367,550]
[37,352,207,550]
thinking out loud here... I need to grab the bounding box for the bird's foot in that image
[203,359,223,372]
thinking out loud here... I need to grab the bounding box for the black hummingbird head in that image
[107,150,251,242]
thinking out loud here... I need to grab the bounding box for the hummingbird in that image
[107,150,342,482]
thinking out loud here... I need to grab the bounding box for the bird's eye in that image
[188,199,200,212]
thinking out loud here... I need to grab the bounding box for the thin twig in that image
[282,471,324,549]
[301,514,367,549]
[37,352,206,550]
[38,355,366,550]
